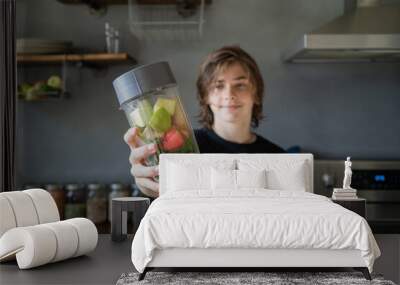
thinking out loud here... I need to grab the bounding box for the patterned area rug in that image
[116,271,396,285]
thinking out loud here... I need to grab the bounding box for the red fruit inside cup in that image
[162,128,185,151]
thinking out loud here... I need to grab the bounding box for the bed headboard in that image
[159,153,313,195]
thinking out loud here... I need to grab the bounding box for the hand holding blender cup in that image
[123,127,159,197]
[114,62,200,198]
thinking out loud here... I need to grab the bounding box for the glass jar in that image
[131,183,155,203]
[108,183,130,222]
[64,184,86,219]
[131,183,142,197]
[113,61,199,172]
[45,184,65,220]
[86,183,107,224]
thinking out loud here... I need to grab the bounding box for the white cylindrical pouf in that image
[23,189,60,224]
[42,221,79,263]
[0,195,17,237]
[0,218,98,269]
[0,226,57,269]
[1,192,39,227]
[65,218,98,257]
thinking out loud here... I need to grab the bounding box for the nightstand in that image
[111,197,150,242]
[331,198,366,218]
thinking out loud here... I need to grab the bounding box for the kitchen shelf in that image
[136,0,211,4]
[17,53,136,101]
[128,0,209,40]
[58,0,128,4]
[18,90,69,101]
[17,52,136,66]
[58,0,211,4]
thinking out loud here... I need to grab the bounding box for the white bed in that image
[131,154,380,280]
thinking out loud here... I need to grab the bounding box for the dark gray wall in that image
[16,0,400,185]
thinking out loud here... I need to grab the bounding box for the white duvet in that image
[131,190,380,273]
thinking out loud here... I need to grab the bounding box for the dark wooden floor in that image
[0,235,134,285]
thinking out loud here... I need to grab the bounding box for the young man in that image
[124,46,285,198]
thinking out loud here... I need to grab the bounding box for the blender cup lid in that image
[113,61,177,106]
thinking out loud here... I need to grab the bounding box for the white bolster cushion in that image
[0,196,17,237]
[0,226,57,269]
[0,191,39,227]
[23,189,60,224]
[64,218,98,257]
[0,218,97,269]
[0,189,60,237]
[42,221,79,262]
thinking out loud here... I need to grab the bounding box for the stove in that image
[314,160,400,222]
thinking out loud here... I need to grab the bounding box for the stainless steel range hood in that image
[284,0,400,63]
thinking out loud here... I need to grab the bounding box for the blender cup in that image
[113,61,199,169]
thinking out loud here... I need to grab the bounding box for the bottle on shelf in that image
[45,184,65,220]
[108,183,130,222]
[64,184,86,219]
[87,183,108,224]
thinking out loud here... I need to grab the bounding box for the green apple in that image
[20,83,31,93]
[47,75,62,89]
[129,99,153,128]
[153,97,176,116]
[149,107,171,133]
[138,99,153,125]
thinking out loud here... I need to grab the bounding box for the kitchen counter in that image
[0,235,133,285]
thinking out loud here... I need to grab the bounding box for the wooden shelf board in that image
[136,0,212,4]
[58,0,211,5]
[58,0,128,4]
[17,53,136,65]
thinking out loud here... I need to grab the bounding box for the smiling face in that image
[206,62,256,127]
[196,46,265,129]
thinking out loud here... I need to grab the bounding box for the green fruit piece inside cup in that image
[130,108,146,127]
[153,98,176,115]
[172,105,188,130]
[162,128,185,151]
[138,100,153,123]
[129,99,153,128]
[149,107,171,133]
[142,126,163,143]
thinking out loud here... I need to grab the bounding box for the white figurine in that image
[342,157,353,189]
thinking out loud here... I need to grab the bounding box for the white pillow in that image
[211,168,236,190]
[211,168,267,191]
[267,166,306,191]
[237,169,267,188]
[166,160,235,192]
[238,159,308,191]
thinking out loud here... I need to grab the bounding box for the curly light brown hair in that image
[196,45,265,129]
